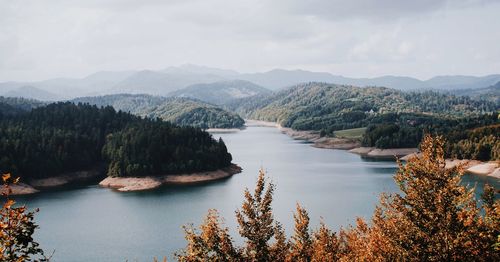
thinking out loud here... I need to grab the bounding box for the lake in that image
[17,126,499,261]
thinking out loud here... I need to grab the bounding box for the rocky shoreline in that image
[348,147,419,159]
[99,164,242,192]
[3,168,105,196]
[246,119,361,149]
[400,154,500,179]
[206,128,244,133]
[246,119,500,180]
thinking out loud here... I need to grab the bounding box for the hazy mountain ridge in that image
[168,80,271,105]
[3,86,60,101]
[1,65,499,100]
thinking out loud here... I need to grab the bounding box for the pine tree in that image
[235,169,276,261]
[176,209,239,262]
[288,203,312,261]
[311,221,339,262]
[269,222,289,261]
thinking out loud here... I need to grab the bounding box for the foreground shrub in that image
[177,135,500,261]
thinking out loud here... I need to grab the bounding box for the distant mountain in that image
[3,86,60,101]
[163,64,239,77]
[238,69,500,91]
[110,69,226,95]
[72,94,244,129]
[237,69,339,90]
[1,65,499,99]
[168,80,271,105]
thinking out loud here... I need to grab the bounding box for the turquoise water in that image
[17,126,498,261]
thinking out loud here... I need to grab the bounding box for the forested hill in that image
[0,96,45,113]
[71,94,244,129]
[0,102,233,180]
[229,82,499,158]
[232,82,498,131]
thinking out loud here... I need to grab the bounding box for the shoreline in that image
[245,119,499,179]
[99,164,242,192]
[3,168,105,196]
[206,127,245,133]
[348,147,419,159]
[246,119,361,150]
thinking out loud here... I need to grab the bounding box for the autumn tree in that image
[235,169,276,261]
[311,221,339,262]
[0,173,48,261]
[287,204,312,261]
[370,135,500,261]
[178,136,499,261]
[175,209,240,262]
[269,222,289,261]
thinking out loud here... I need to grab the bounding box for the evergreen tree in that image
[235,169,276,261]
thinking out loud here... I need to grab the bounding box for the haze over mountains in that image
[1,64,499,101]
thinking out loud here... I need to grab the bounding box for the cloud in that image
[272,0,497,21]
[0,0,499,81]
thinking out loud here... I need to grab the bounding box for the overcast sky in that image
[1,0,499,81]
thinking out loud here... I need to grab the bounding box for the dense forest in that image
[0,96,45,114]
[449,81,500,104]
[231,83,498,132]
[0,102,233,180]
[72,94,244,128]
[228,83,499,159]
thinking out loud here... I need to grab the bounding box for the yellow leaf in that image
[4,199,15,209]
[2,173,10,183]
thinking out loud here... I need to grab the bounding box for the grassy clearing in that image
[333,127,366,139]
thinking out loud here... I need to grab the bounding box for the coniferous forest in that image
[0,102,232,180]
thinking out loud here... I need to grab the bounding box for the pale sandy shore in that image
[400,154,499,179]
[349,147,419,159]
[0,183,40,196]
[206,128,244,133]
[29,169,103,188]
[246,120,499,180]
[244,119,279,127]
[99,164,242,192]
[4,168,104,196]
[245,119,361,150]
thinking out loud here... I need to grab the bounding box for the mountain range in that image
[1,64,499,101]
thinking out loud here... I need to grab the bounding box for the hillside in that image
[0,96,46,112]
[0,102,233,180]
[235,83,498,131]
[168,80,271,105]
[451,81,500,104]
[72,94,244,129]
[229,83,499,155]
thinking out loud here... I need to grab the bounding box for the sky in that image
[0,0,499,81]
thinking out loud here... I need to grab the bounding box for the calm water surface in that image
[18,126,499,261]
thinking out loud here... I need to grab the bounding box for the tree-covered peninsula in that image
[0,102,233,181]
